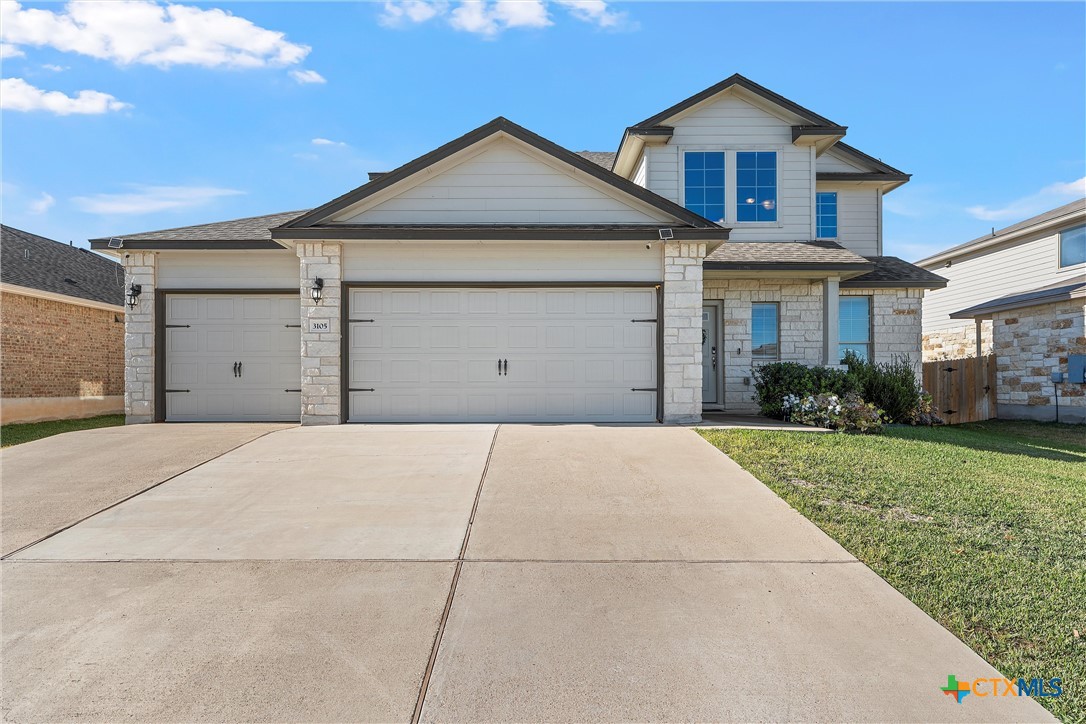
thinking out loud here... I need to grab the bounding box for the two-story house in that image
[94,74,945,425]
[917,199,1085,422]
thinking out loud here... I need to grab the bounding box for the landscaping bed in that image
[698,420,1085,721]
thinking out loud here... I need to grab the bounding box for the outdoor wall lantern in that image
[311,277,324,304]
[126,283,142,309]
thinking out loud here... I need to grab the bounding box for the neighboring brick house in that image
[1,225,126,424]
[92,75,946,425]
[916,200,1086,423]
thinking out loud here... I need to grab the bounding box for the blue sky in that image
[2,1,1084,261]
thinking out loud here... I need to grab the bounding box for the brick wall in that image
[991,300,1085,422]
[1,291,124,399]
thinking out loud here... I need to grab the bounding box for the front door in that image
[702,304,719,405]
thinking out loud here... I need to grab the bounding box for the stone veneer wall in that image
[701,281,925,413]
[662,241,705,423]
[298,242,342,425]
[123,252,156,423]
[923,321,993,361]
[990,300,1085,422]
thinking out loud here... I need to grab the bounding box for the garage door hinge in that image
[630,388,657,392]
[631,319,658,323]
[349,388,376,392]
[165,389,190,393]
[165,324,191,328]
[284,389,301,393]
[284,324,302,328]
[349,319,375,323]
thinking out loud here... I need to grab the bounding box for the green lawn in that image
[0,414,125,448]
[698,420,1085,722]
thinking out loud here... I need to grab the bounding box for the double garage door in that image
[164,293,301,422]
[347,286,659,423]
[162,287,659,423]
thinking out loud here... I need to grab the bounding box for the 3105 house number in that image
[309,319,331,333]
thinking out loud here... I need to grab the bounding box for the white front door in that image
[347,287,658,422]
[164,294,301,421]
[702,304,719,406]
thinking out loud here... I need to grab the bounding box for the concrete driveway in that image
[2,424,1053,723]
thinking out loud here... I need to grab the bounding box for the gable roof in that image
[89,210,305,249]
[2,225,124,305]
[576,151,617,168]
[841,256,948,289]
[916,197,1086,267]
[277,117,719,231]
[705,240,871,272]
[950,278,1086,319]
[631,73,838,129]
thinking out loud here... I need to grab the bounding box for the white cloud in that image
[1,42,24,58]
[0,0,309,69]
[72,185,244,214]
[289,68,325,84]
[379,0,448,27]
[28,191,55,214]
[0,77,131,115]
[965,177,1086,222]
[553,0,633,29]
[42,63,68,72]
[450,0,550,36]
[312,137,346,146]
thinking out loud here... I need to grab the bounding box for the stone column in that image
[297,242,342,425]
[822,276,840,365]
[123,252,156,423]
[662,241,705,424]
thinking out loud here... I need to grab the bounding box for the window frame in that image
[816,191,838,240]
[735,150,779,224]
[678,146,785,227]
[1058,223,1086,269]
[838,295,873,363]
[681,150,727,224]
[751,301,781,362]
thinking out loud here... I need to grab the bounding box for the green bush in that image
[752,362,857,418]
[843,352,923,423]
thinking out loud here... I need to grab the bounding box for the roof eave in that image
[88,240,286,251]
[949,287,1086,319]
[271,225,730,242]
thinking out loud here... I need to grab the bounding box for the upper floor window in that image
[816,192,838,239]
[1059,224,1085,267]
[839,296,872,363]
[683,151,725,223]
[751,302,780,360]
[736,151,777,223]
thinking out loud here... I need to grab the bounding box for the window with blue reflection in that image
[736,151,777,222]
[1059,224,1085,267]
[816,191,838,239]
[751,302,780,360]
[683,151,725,223]
[839,296,872,362]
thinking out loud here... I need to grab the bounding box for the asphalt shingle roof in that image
[576,151,616,169]
[91,210,309,243]
[705,240,869,266]
[843,256,949,288]
[950,278,1086,319]
[1,225,125,306]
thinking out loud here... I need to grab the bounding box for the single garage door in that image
[164,293,301,422]
[347,286,658,423]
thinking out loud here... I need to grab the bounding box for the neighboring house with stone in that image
[93,74,944,425]
[1,225,125,424]
[916,199,1085,423]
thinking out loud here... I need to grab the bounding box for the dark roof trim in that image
[705,261,873,272]
[271,225,729,242]
[829,142,908,176]
[626,125,675,137]
[949,280,1086,319]
[841,278,947,289]
[792,125,848,141]
[279,117,716,230]
[817,172,912,183]
[633,73,838,129]
[367,172,387,181]
[89,240,285,250]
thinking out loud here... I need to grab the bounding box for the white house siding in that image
[642,93,812,242]
[156,251,299,289]
[816,149,867,173]
[703,280,923,412]
[338,140,665,225]
[632,154,648,188]
[816,184,880,257]
[341,242,661,282]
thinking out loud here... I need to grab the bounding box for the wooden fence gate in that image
[921,355,997,424]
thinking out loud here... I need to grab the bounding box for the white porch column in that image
[662,241,705,424]
[123,252,156,424]
[822,276,840,365]
[297,242,342,425]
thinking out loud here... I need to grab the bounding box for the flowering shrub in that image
[908,392,945,426]
[784,392,884,433]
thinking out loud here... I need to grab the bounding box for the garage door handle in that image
[238,362,242,378]
[497,358,502,376]
[233,362,239,378]
[502,358,508,376]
